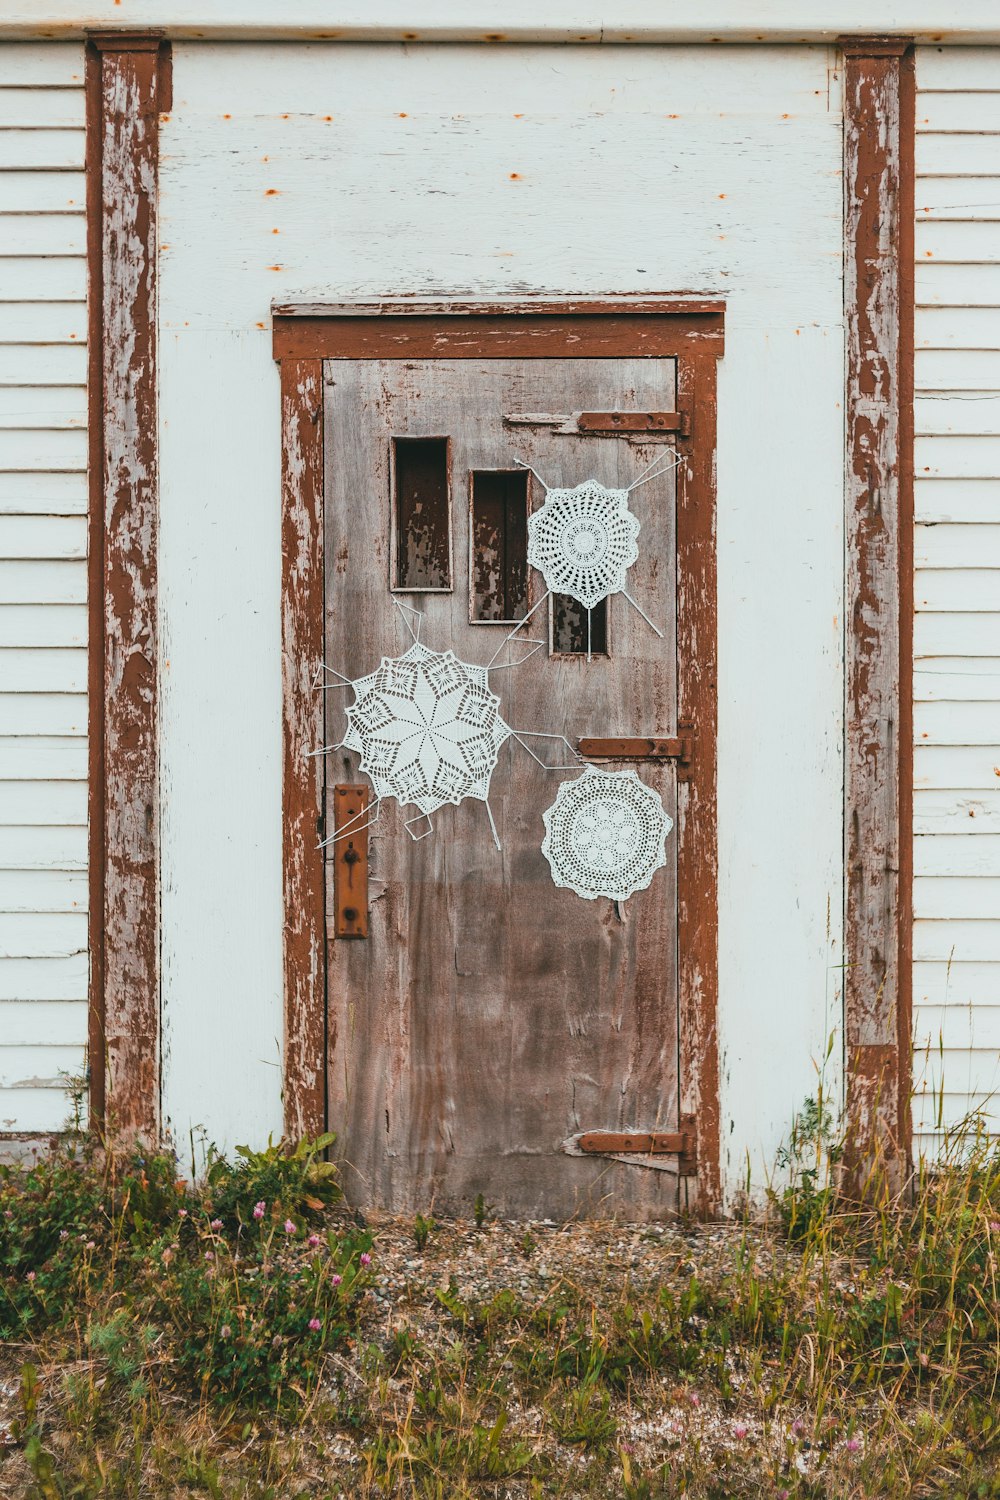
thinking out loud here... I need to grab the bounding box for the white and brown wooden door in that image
[321,350,706,1219]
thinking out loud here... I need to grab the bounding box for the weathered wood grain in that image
[842,36,914,1188]
[324,355,685,1220]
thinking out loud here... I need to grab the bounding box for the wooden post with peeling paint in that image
[87,33,169,1140]
[841,36,915,1195]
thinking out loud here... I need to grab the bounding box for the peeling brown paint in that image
[280,359,326,1142]
[840,36,914,1193]
[275,302,723,1216]
[87,32,170,1142]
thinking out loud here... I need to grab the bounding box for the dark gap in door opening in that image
[552,594,608,656]
[470,469,529,622]
[392,436,451,590]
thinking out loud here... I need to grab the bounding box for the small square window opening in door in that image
[551,593,609,656]
[391,436,452,591]
[469,469,529,623]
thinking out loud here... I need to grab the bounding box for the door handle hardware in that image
[579,735,693,765]
[332,784,369,939]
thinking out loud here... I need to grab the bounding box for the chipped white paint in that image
[158,42,845,1198]
[3,2,1000,43]
[912,46,1000,1151]
[0,43,88,1139]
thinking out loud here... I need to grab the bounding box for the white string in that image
[305,738,347,760]
[393,598,423,643]
[484,800,501,851]
[510,729,585,771]
[488,636,546,671]
[621,589,665,639]
[311,663,353,691]
[513,457,551,492]
[486,590,552,669]
[318,798,382,849]
[404,810,435,842]
[626,447,685,493]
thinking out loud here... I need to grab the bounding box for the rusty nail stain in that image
[398,112,408,118]
[272,227,280,234]
[265,188,279,196]
[509,172,521,180]
[222,113,231,120]
[268,265,282,271]
[256,321,265,329]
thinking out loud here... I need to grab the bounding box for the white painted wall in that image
[912,47,1000,1148]
[158,42,846,1194]
[0,42,88,1136]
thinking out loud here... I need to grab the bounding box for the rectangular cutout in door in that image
[552,593,608,656]
[470,469,529,623]
[391,436,451,591]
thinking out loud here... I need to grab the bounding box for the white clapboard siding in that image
[0,45,88,1136]
[917,350,1000,388]
[915,790,1000,830]
[913,1005,1000,1050]
[914,1050,1000,1101]
[0,869,85,912]
[914,834,1000,875]
[913,960,1000,1006]
[916,701,1000,743]
[915,567,1000,605]
[0,560,86,603]
[915,484,1000,525]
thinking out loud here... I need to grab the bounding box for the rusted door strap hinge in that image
[578,1130,690,1156]
[504,410,690,437]
[579,734,693,764]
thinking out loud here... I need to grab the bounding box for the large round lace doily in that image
[541,766,673,902]
[526,480,641,610]
[344,640,511,817]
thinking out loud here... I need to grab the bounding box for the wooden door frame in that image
[273,297,724,1215]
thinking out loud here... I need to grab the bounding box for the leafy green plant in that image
[204,1132,341,1227]
[773,1091,843,1242]
[412,1212,434,1252]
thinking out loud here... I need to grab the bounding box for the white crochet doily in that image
[541,766,673,902]
[526,480,641,610]
[345,640,511,818]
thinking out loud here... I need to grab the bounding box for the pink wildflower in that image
[331,1273,342,1287]
[204,1250,214,1261]
[360,1252,372,1267]
[990,1220,1000,1233]
[792,1418,806,1437]
[308,1317,322,1331]
[59,1229,69,1241]
[220,1324,231,1340]
[846,1437,861,1453]
[178,1208,188,1219]
[26,1271,35,1283]
[688,1392,700,1408]
[733,1423,748,1440]
[210,1218,223,1230]
[284,1219,296,1235]
[85,1240,95,1250]
[253,1201,266,1221]
[307,1234,321,1248]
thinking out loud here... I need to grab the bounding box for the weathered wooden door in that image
[324,357,684,1219]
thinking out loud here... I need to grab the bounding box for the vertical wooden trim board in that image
[280,361,327,1141]
[841,36,915,1189]
[274,300,722,1212]
[86,33,168,1139]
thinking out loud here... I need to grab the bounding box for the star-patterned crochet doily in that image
[541,765,673,902]
[344,640,511,818]
[526,480,641,610]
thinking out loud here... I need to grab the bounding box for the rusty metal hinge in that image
[566,1117,698,1174]
[504,410,690,438]
[579,734,693,765]
[332,785,369,939]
